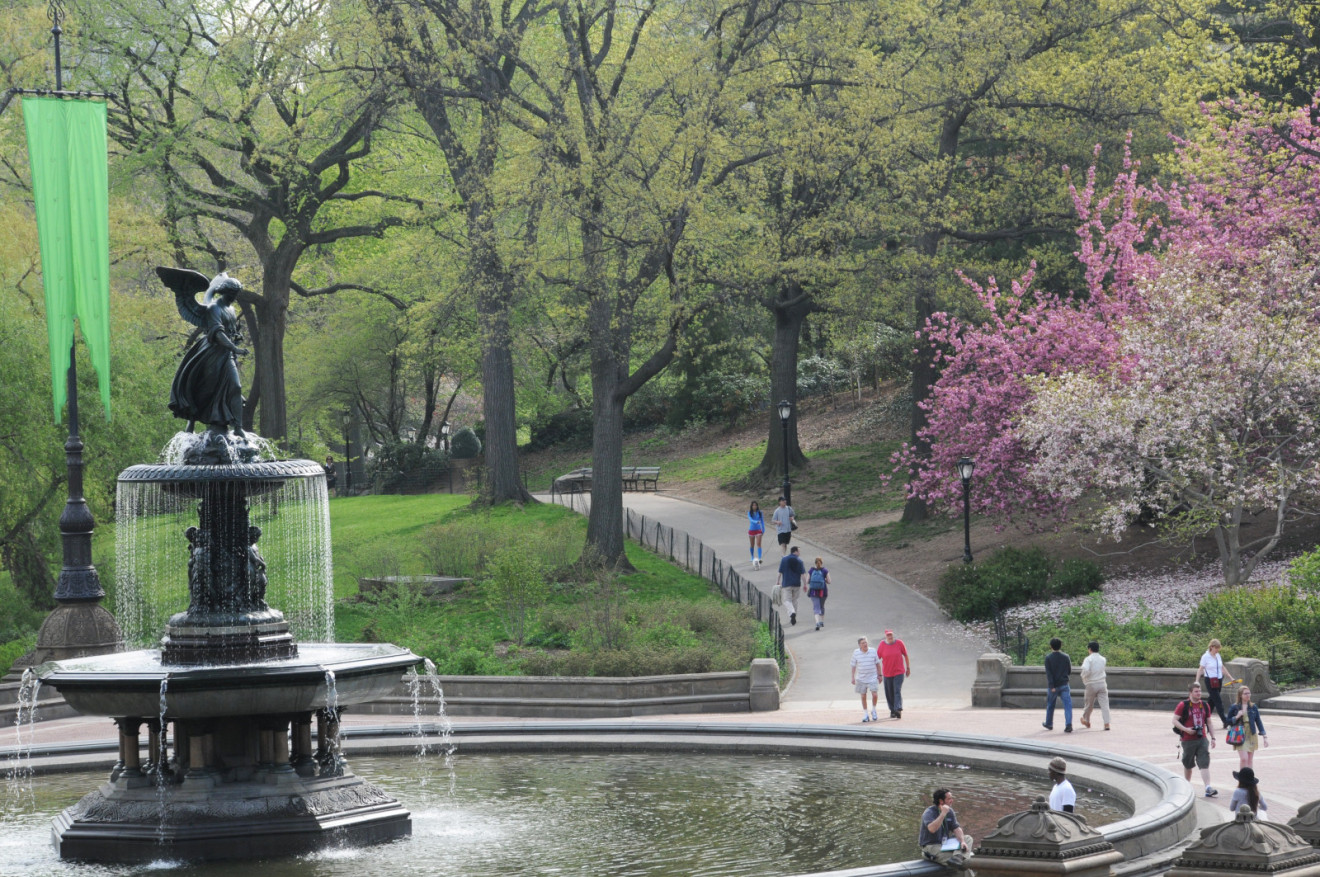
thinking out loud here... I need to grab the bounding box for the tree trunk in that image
[902,228,942,524]
[471,228,532,504]
[756,283,812,478]
[252,280,290,440]
[586,337,630,568]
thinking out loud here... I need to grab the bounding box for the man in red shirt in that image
[876,629,912,719]
[1173,681,1218,798]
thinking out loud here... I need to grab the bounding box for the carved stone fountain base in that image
[54,771,409,863]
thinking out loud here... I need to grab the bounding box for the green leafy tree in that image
[71,0,429,439]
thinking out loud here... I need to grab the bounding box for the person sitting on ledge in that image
[919,788,975,875]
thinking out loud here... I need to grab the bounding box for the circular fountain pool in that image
[2,751,1130,877]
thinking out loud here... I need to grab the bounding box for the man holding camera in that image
[1173,681,1218,798]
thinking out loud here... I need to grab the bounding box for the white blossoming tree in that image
[1020,251,1320,586]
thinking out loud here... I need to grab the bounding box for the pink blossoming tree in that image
[902,97,1320,584]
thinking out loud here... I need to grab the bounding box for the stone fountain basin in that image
[36,643,419,719]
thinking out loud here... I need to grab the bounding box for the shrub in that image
[939,548,1104,622]
[938,563,999,621]
[1288,548,1320,591]
[450,426,482,459]
[484,546,548,646]
[980,547,1055,603]
[366,440,450,492]
[526,408,594,451]
[1053,558,1105,598]
[0,635,36,676]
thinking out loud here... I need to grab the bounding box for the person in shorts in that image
[747,501,766,568]
[851,636,880,723]
[771,496,796,555]
[919,788,974,873]
[1174,681,1218,797]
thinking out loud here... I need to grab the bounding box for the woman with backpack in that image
[808,557,830,630]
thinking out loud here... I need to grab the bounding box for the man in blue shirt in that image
[776,546,806,626]
[1043,638,1073,733]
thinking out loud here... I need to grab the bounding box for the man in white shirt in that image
[850,636,881,723]
[1048,757,1076,813]
[1080,641,1110,731]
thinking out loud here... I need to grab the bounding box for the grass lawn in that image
[331,495,769,676]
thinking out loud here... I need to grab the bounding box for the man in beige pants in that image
[1080,640,1110,730]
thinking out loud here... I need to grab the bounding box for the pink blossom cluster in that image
[900,97,1320,577]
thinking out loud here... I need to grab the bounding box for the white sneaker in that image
[862,714,871,723]
[870,710,879,721]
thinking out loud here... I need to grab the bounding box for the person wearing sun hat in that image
[1047,757,1076,813]
[1228,767,1268,816]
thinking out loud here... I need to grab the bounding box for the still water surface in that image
[3,753,1130,877]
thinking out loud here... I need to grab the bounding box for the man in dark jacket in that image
[1042,638,1073,733]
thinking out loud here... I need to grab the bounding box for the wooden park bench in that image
[634,466,660,491]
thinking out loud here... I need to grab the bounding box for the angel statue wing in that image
[156,266,212,329]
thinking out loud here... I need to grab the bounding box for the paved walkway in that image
[549,491,988,710]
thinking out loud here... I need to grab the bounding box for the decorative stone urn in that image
[972,797,1123,877]
[1168,806,1320,877]
[1290,798,1320,849]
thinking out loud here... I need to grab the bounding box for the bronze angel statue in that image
[157,266,250,437]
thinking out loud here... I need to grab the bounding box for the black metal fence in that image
[554,492,785,663]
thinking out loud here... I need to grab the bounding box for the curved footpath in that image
[558,491,990,711]
[5,492,1318,825]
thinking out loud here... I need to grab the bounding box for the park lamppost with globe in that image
[957,456,975,563]
[778,400,793,506]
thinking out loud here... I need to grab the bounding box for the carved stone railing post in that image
[972,797,1123,877]
[1289,799,1320,850]
[1169,805,1320,877]
[972,653,1013,708]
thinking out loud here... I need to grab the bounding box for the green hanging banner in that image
[22,96,112,422]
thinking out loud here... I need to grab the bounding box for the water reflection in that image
[4,753,1129,877]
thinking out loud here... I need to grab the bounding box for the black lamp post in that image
[341,410,353,496]
[440,420,451,453]
[777,399,793,506]
[957,457,975,563]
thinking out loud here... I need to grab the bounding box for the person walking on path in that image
[1174,681,1219,798]
[877,629,911,719]
[747,501,766,568]
[771,496,796,556]
[919,789,974,874]
[851,636,881,723]
[1080,641,1110,731]
[775,546,806,626]
[324,455,338,493]
[1228,767,1268,816]
[807,557,830,630]
[1043,638,1073,733]
[1226,685,1269,769]
[1196,639,1230,728]
[1047,756,1076,812]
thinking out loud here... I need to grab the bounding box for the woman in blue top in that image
[1226,685,1268,770]
[747,502,766,568]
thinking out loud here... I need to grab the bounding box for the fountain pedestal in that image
[37,451,420,863]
